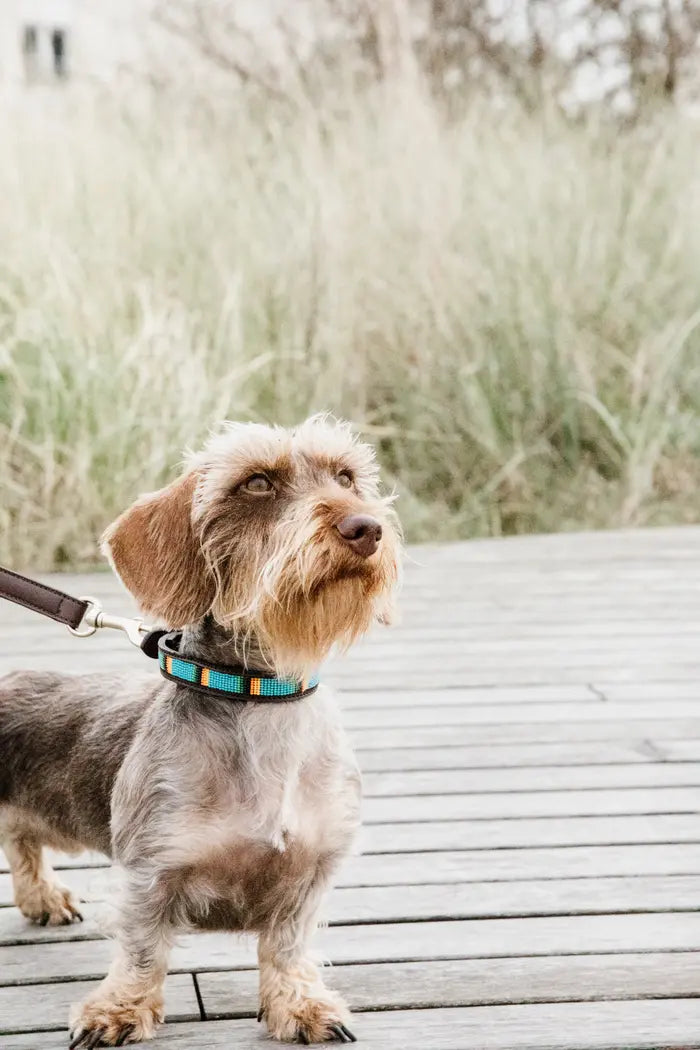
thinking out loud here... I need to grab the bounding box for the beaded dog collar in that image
[155,631,320,703]
[0,569,319,703]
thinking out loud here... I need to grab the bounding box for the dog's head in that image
[103,416,401,674]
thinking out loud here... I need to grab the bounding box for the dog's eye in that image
[336,470,354,489]
[242,474,274,495]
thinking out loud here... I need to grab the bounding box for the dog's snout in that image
[336,514,383,558]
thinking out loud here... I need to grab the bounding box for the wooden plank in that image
[4,874,700,945]
[364,787,700,822]
[322,875,700,924]
[656,739,700,761]
[347,625,700,647]
[0,866,120,909]
[168,912,700,971]
[5,815,700,913]
[340,666,700,689]
[4,914,700,987]
[591,681,700,701]
[349,719,700,748]
[0,849,108,874]
[5,1000,700,1050]
[342,702,700,730]
[4,843,700,913]
[197,951,700,1018]
[362,763,700,795]
[342,684,597,708]
[345,843,700,885]
[0,902,109,945]
[332,646,700,673]
[0,974,200,1034]
[356,741,661,771]
[358,813,700,852]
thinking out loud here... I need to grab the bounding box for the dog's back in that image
[0,670,154,855]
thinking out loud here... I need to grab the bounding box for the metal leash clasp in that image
[68,596,151,648]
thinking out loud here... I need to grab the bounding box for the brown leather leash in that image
[0,563,155,648]
[0,565,90,631]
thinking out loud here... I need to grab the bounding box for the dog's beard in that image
[206,500,401,677]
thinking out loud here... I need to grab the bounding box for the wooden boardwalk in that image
[1,526,700,1049]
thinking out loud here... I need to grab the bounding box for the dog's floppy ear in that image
[102,472,214,627]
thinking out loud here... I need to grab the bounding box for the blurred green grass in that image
[1,87,699,569]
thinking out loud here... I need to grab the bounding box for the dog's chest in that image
[181,769,356,932]
[215,760,337,855]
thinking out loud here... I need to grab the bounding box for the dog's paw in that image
[259,992,357,1044]
[69,994,163,1047]
[17,880,83,926]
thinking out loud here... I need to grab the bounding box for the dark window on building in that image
[22,24,39,80]
[23,25,38,55]
[51,28,67,78]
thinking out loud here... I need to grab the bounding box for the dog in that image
[0,416,401,1047]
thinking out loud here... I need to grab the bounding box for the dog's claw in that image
[69,1031,101,1050]
[39,911,50,926]
[257,1008,264,1023]
[74,909,84,922]
[115,1027,134,1046]
[298,1033,310,1045]
[69,1028,106,1049]
[329,1022,356,1043]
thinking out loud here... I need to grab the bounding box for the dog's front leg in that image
[69,866,173,1048]
[258,886,356,1045]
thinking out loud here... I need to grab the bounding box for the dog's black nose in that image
[336,514,383,558]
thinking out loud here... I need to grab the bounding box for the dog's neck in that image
[179,614,285,677]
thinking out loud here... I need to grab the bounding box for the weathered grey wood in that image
[5,810,700,911]
[341,701,700,729]
[343,683,596,707]
[0,974,199,1033]
[4,842,700,913]
[6,1000,700,1050]
[323,875,700,924]
[5,874,700,945]
[0,848,108,873]
[655,738,700,760]
[346,842,700,884]
[4,913,700,987]
[3,528,700,1048]
[358,813,700,852]
[0,865,121,908]
[31,953,700,1034]
[0,902,111,945]
[355,740,663,770]
[362,763,700,795]
[348,718,700,748]
[364,786,700,822]
[196,951,700,1018]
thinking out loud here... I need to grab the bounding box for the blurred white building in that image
[0,0,304,89]
[0,0,155,83]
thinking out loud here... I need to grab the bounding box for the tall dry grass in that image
[1,86,699,569]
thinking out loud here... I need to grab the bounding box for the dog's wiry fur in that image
[0,416,401,1046]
